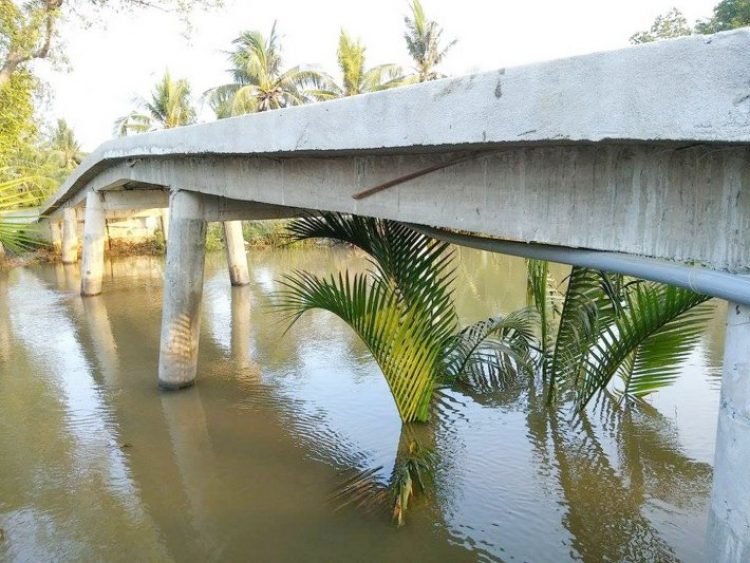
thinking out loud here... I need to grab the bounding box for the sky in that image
[37,0,719,150]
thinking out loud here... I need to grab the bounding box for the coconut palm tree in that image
[402,0,456,83]
[114,70,196,136]
[324,29,404,98]
[204,22,334,118]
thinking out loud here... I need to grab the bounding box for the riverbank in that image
[0,219,320,270]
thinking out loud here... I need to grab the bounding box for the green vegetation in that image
[115,70,196,135]
[525,262,712,409]
[273,215,711,523]
[631,0,750,44]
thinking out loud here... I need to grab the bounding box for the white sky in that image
[37,0,719,150]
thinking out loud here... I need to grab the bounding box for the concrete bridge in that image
[38,30,750,561]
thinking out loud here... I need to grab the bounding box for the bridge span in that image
[39,30,750,561]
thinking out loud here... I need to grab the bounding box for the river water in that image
[0,246,725,562]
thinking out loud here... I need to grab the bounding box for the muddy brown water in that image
[0,246,725,562]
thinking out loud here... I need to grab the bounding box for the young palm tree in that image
[114,70,196,135]
[526,263,713,409]
[274,213,535,424]
[402,0,456,83]
[204,22,334,118]
[324,29,404,98]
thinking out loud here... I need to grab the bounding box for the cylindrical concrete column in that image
[160,208,170,243]
[61,208,78,264]
[158,190,207,390]
[222,221,250,286]
[707,302,750,563]
[80,191,107,297]
[50,221,63,252]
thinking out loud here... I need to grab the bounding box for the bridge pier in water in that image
[223,221,250,286]
[81,191,107,297]
[709,302,750,562]
[61,208,78,264]
[157,190,207,390]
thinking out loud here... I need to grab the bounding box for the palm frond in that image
[576,284,712,409]
[441,308,537,392]
[287,213,458,333]
[549,267,620,397]
[274,271,447,423]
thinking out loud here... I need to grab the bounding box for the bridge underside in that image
[47,143,750,273]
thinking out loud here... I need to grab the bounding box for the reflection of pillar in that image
[158,190,207,390]
[160,208,170,243]
[63,263,78,292]
[231,285,252,369]
[61,208,78,264]
[81,191,107,297]
[223,221,250,286]
[0,270,11,360]
[159,387,220,557]
[708,302,750,562]
[82,296,119,382]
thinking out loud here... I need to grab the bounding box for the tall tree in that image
[49,118,83,169]
[328,29,403,97]
[402,0,456,83]
[695,0,750,33]
[630,8,693,44]
[0,0,221,89]
[114,70,196,135]
[204,22,333,118]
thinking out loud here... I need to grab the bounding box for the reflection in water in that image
[0,247,723,562]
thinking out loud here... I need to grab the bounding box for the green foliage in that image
[696,0,750,33]
[0,68,37,169]
[330,29,404,97]
[204,22,335,118]
[527,264,712,410]
[115,70,196,135]
[631,1,750,45]
[241,219,291,247]
[275,213,532,423]
[630,8,693,44]
[403,0,456,83]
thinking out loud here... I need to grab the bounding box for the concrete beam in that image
[39,30,750,220]
[80,191,107,297]
[101,189,169,211]
[157,190,207,390]
[708,302,750,562]
[44,144,750,273]
[222,221,250,286]
[61,208,78,264]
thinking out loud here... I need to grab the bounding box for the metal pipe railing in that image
[409,224,750,306]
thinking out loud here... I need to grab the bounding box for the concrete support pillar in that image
[158,190,207,390]
[61,208,78,264]
[707,302,750,563]
[160,208,170,243]
[222,221,249,286]
[80,191,107,297]
[0,241,4,261]
[50,221,63,252]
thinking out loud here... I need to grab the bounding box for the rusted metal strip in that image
[352,150,502,201]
